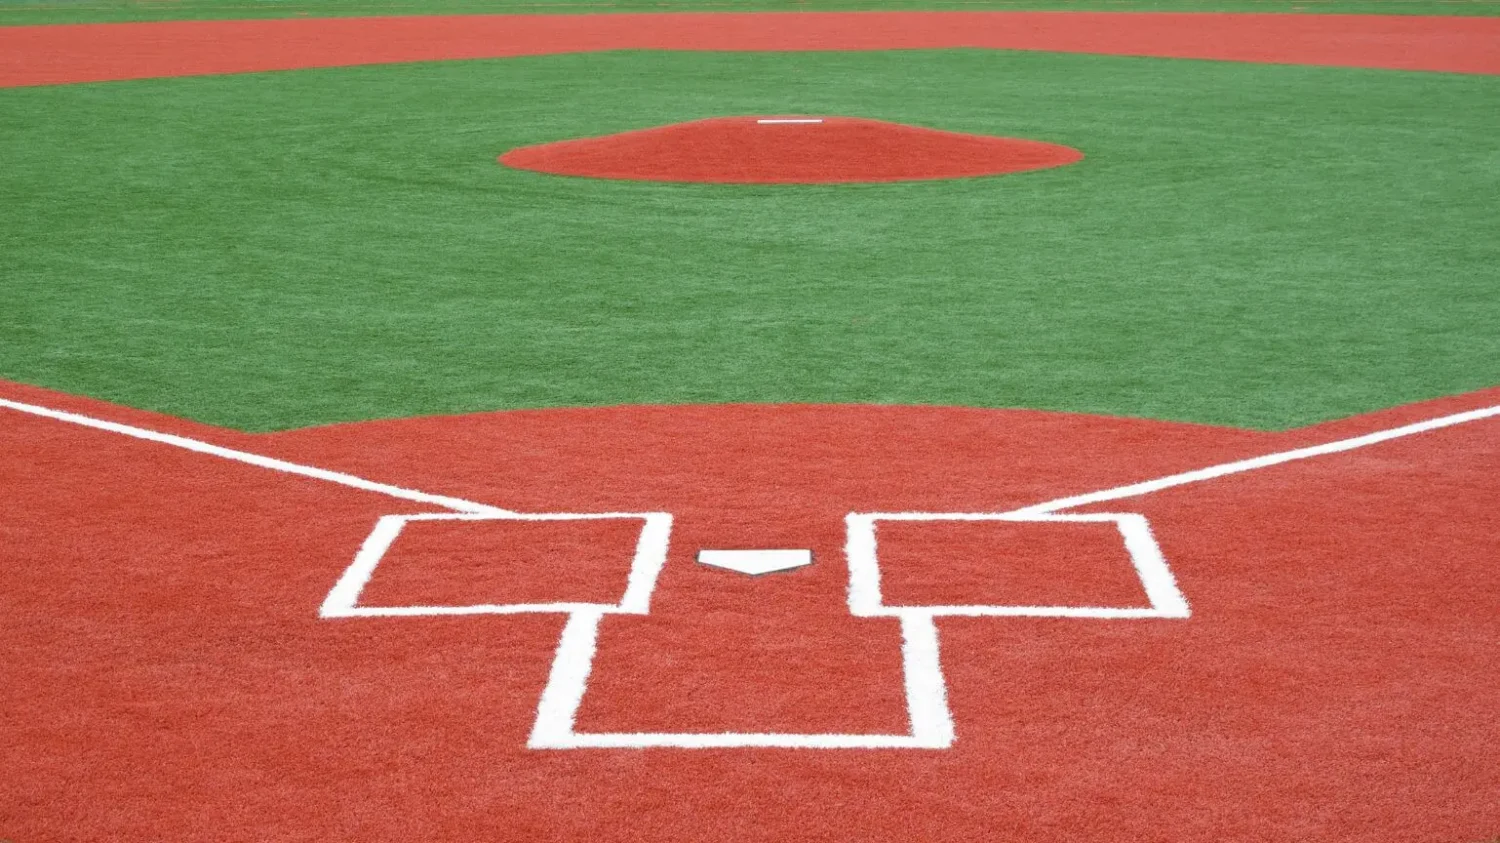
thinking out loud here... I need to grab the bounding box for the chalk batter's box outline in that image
[319,510,1184,620]
[317,507,1185,751]
[320,511,674,619]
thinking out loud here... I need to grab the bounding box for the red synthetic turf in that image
[499,116,1082,183]
[3,11,1500,89]
[3,378,1498,842]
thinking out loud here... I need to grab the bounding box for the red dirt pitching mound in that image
[498,116,1083,184]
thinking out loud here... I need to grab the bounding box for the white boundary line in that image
[844,512,1188,620]
[1009,403,1500,517]
[0,396,510,515]
[526,609,953,750]
[319,511,673,619]
[6,392,1497,751]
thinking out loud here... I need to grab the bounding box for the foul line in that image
[1011,402,1500,516]
[0,397,510,515]
[4,394,1494,522]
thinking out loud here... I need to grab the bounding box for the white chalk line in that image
[527,608,951,750]
[319,511,673,619]
[13,391,1489,535]
[845,511,1189,621]
[1010,402,1500,517]
[0,396,511,515]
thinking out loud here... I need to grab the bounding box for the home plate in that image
[697,549,813,575]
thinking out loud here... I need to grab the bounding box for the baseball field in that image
[2,2,1498,840]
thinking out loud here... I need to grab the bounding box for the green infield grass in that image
[3,49,1498,431]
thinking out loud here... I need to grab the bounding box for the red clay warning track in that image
[4,11,1500,89]
[499,116,1083,184]
[2,378,1498,842]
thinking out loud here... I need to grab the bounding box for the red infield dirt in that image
[499,116,1083,184]
[4,11,1500,89]
[2,378,1498,842]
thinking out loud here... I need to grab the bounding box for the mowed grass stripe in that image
[2,49,1497,431]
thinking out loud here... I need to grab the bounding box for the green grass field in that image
[3,49,1497,430]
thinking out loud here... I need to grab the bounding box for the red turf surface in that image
[3,379,1498,842]
[499,116,1082,183]
[4,11,1500,89]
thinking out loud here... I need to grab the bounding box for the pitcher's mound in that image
[499,116,1083,184]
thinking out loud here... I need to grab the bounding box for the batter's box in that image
[844,512,1190,619]
[321,512,672,618]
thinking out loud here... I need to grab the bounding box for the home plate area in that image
[3,384,1499,842]
[324,507,1184,749]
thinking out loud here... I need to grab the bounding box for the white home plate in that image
[697,549,813,575]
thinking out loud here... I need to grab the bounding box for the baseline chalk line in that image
[1012,402,1500,516]
[7,394,1496,522]
[0,396,510,515]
